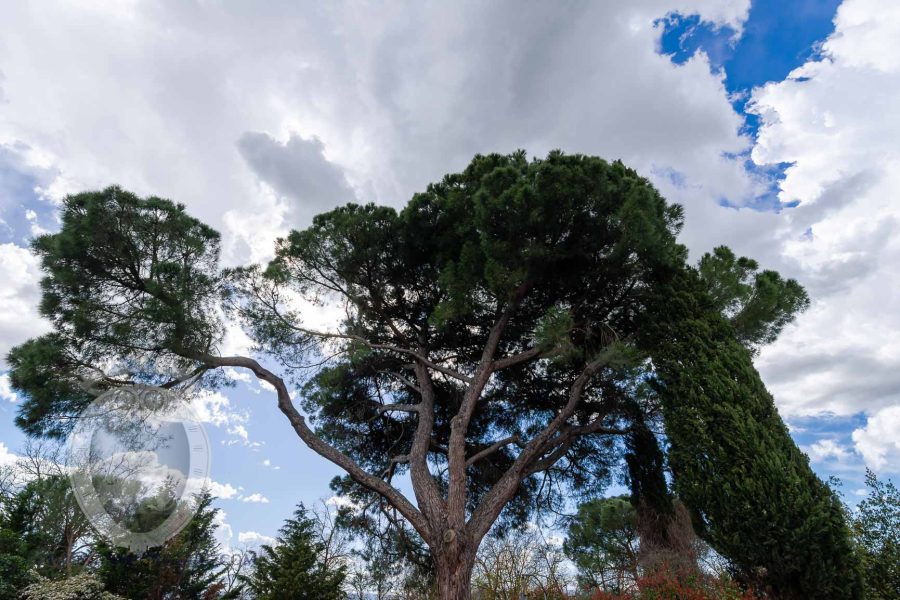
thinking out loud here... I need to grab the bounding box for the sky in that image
[1,0,898,550]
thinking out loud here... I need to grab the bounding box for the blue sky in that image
[2,0,899,547]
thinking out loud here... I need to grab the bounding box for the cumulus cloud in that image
[188,390,247,429]
[0,141,61,210]
[23,209,48,236]
[227,425,249,443]
[749,0,900,424]
[0,374,17,403]
[0,1,756,260]
[0,242,49,361]
[1,0,893,482]
[200,479,241,501]
[237,132,356,225]
[238,530,276,547]
[0,442,17,467]
[241,492,270,504]
[325,495,359,510]
[852,406,900,470]
[213,509,234,552]
[804,439,852,464]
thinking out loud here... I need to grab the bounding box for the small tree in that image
[851,470,900,599]
[564,496,638,593]
[0,442,93,598]
[240,503,346,600]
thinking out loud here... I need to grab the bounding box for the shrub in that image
[589,567,756,600]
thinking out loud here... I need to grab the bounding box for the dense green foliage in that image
[240,504,346,600]
[564,496,638,592]
[640,269,863,599]
[0,469,242,599]
[253,150,687,523]
[0,522,29,600]
[850,470,900,599]
[697,246,809,352]
[0,473,91,598]
[8,186,224,438]
[98,492,234,599]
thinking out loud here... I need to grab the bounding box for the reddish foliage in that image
[589,567,757,600]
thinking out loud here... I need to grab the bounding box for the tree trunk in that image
[434,547,476,600]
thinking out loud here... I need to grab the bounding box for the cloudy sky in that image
[1,0,897,548]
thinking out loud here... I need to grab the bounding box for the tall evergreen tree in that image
[240,503,345,600]
[623,244,811,574]
[639,268,863,599]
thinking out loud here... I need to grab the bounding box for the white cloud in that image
[223,367,252,385]
[213,509,234,553]
[2,0,895,490]
[227,424,249,443]
[0,442,17,467]
[0,243,49,363]
[238,530,276,546]
[804,439,852,464]
[748,0,900,423]
[0,374,17,403]
[219,321,254,359]
[241,492,270,504]
[201,479,240,500]
[188,390,247,429]
[325,495,359,510]
[0,1,755,264]
[852,405,900,471]
[23,209,49,236]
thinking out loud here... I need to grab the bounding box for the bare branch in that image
[467,345,620,542]
[410,359,448,529]
[377,370,423,394]
[193,352,430,538]
[466,435,523,468]
[492,346,543,370]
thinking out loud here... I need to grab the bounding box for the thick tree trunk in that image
[434,546,476,600]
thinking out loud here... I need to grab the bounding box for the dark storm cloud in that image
[237,132,357,228]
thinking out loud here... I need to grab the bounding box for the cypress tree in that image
[641,268,864,599]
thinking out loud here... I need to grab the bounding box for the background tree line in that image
[1,443,896,599]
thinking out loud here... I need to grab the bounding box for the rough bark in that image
[434,543,477,600]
